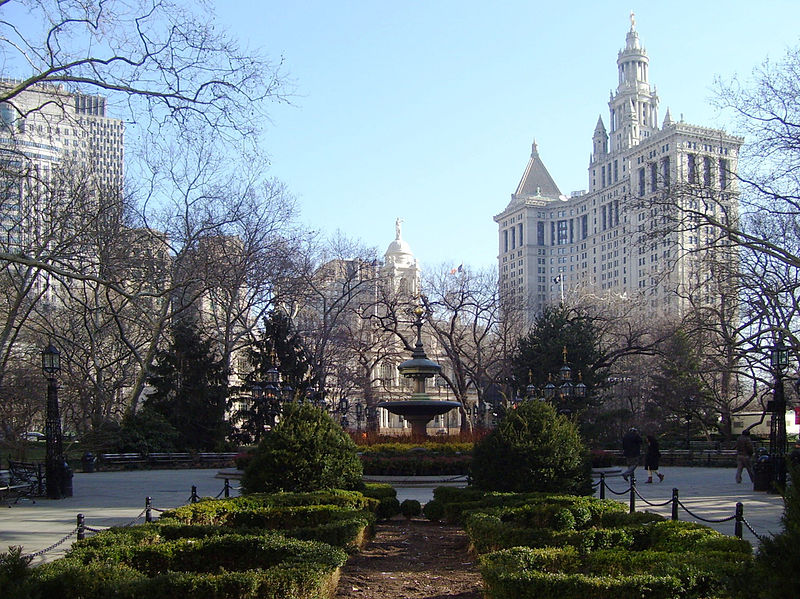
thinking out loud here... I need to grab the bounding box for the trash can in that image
[753,457,772,492]
[81,452,96,473]
[61,460,74,498]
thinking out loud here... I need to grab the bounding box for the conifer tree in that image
[145,322,230,450]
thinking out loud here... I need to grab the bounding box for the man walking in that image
[622,427,643,482]
[735,430,755,484]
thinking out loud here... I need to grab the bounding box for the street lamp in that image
[537,347,586,414]
[41,343,71,499]
[769,336,790,492]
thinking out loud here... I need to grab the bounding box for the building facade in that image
[494,17,742,323]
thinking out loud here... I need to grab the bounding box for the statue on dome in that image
[395,217,403,240]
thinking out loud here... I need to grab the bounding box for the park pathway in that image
[334,519,482,599]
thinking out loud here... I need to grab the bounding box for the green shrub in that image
[479,546,753,599]
[423,499,445,522]
[30,559,339,599]
[754,463,800,599]
[360,453,471,475]
[375,497,401,520]
[361,483,397,500]
[400,499,422,519]
[241,402,363,493]
[0,546,33,598]
[68,532,347,576]
[357,442,473,456]
[470,402,592,495]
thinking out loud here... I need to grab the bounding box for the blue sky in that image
[217,2,800,270]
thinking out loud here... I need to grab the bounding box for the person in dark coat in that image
[644,434,664,483]
[621,427,643,481]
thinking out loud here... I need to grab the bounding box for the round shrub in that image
[423,499,445,522]
[470,401,592,495]
[400,499,422,519]
[241,402,363,493]
[375,497,401,521]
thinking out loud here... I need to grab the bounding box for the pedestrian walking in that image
[644,434,664,483]
[735,430,755,484]
[621,427,643,481]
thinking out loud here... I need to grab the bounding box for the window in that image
[650,162,657,192]
[638,167,645,197]
[719,158,729,189]
[687,153,697,183]
[537,221,545,246]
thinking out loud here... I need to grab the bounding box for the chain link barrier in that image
[23,528,78,559]
[675,499,738,523]
[633,486,674,507]
[596,473,764,539]
[19,479,234,559]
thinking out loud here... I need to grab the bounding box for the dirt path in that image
[335,519,483,599]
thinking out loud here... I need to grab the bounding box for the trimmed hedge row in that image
[481,546,752,599]
[428,486,753,599]
[360,454,471,475]
[12,489,386,599]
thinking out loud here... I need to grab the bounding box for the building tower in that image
[494,16,742,323]
[381,218,420,297]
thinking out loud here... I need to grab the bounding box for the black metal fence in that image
[20,478,237,560]
[594,472,761,540]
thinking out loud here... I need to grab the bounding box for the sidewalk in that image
[594,466,785,545]
[0,467,786,564]
[0,469,234,564]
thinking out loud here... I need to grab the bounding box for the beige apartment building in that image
[495,18,742,323]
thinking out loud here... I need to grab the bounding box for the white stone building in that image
[494,17,742,323]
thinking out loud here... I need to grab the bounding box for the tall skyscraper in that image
[0,81,124,251]
[494,17,742,322]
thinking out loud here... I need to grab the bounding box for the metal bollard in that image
[671,488,679,520]
[629,473,636,513]
[224,478,230,499]
[599,472,606,499]
[146,496,153,523]
[735,502,743,539]
[191,485,199,503]
[77,513,85,541]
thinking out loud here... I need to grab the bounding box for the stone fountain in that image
[377,307,460,437]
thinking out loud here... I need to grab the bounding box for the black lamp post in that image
[42,343,70,499]
[769,337,790,492]
[539,347,586,413]
[254,364,293,432]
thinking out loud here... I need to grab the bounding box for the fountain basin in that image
[377,399,461,437]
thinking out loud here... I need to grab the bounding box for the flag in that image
[450,263,463,275]
[553,274,562,284]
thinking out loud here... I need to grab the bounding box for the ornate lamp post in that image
[42,343,70,499]
[769,337,790,491]
[538,347,586,414]
[260,365,292,429]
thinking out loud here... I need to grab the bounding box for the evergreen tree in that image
[470,400,592,495]
[230,310,313,445]
[513,305,608,415]
[145,322,230,450]
[648,329,712,443]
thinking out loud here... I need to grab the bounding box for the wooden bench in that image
[7,460,45,499]
[148,452,193,465]
[196,452,238,466]
[100,453,148,469]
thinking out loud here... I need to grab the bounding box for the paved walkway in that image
[0,467,786,564]
[0,469,233,564]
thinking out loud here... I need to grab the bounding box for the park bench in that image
[7,460,45,499]
[148,452,193,466]
[100,453,147,469]
[196,452,238,466]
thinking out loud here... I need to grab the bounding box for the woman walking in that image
[645,434,665,483]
